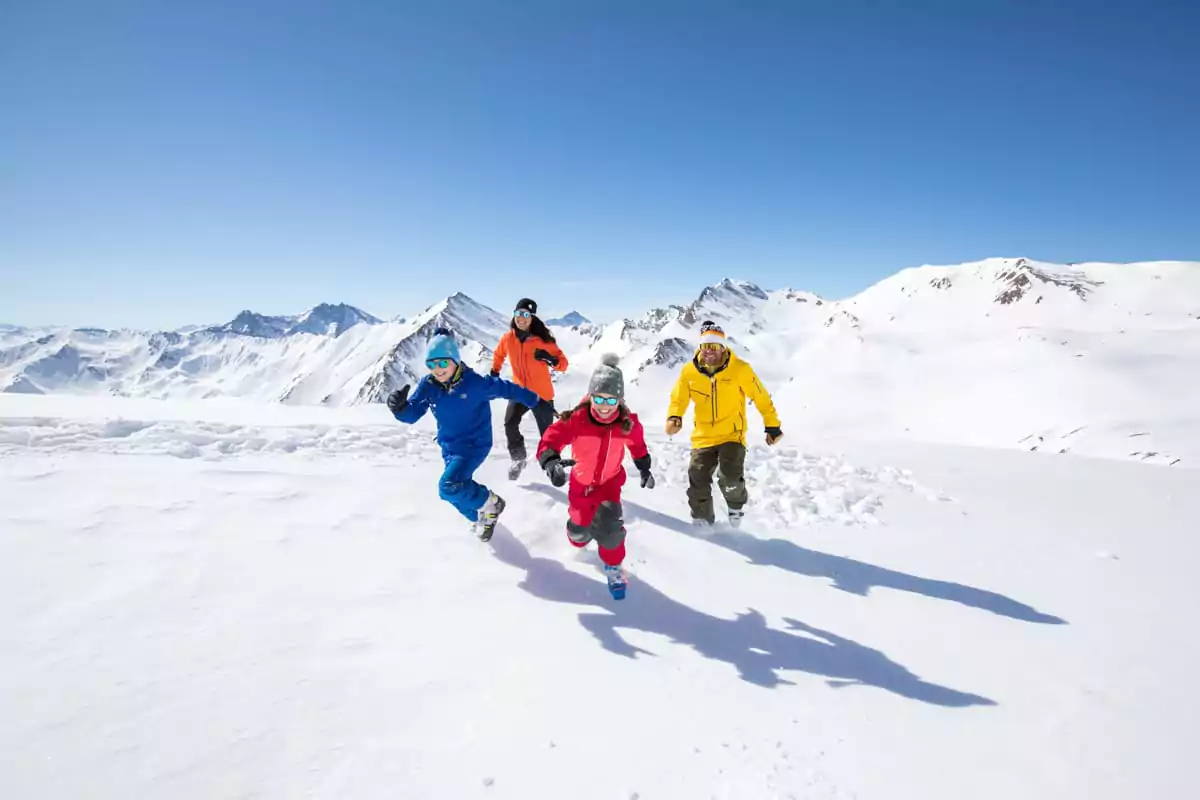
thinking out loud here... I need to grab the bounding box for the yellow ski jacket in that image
[667,351,781,450]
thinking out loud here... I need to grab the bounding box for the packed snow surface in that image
[2,394,1197,799]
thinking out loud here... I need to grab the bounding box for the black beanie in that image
[515,298,537,314]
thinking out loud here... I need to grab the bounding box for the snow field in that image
[4,396,1199,798]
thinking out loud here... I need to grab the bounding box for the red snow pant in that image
[566,474,627,567]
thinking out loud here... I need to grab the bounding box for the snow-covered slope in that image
[351,292,509,404]
[559,260,1200,468]
[1,394,1196,799]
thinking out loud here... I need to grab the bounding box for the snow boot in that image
[604,564,627,600]
[728,509,745,528]
[507,459,526,481]
[475,492,506,542]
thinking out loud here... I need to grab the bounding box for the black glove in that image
[387,385,410,415]
[489,369,500,378]
[533,348,559,367]
[765,426,783,445]
[633,454,654,488]
[538,451,573,487]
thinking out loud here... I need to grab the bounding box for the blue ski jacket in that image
[393,365,541,456]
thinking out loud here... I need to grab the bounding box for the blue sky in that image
[2,0,1197,329]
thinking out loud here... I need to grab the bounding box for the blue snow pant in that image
[438,447,490,521]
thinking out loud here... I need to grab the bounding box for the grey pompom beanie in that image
[588,353,624,399]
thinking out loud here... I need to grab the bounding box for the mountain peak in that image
[215,303,381,339]
[445,292,488,309]
[546,311,591,327]
[222,310,293,338]
[694,278,770,307]
[408,293,508,341]
[989,259,1102,304]
[679,278,771,326]
[291,302,381,336]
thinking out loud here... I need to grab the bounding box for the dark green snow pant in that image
[687,442,748,523]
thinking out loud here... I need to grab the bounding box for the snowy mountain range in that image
[216,303,382,338]
[3,257,1199,464]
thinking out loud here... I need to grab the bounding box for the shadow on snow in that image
[610,494,1068,626]
[523,483,1064,625]
[490,521,994,707]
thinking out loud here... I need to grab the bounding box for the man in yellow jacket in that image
[666,321,783,527]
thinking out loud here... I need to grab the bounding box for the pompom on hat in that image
[587,352,624,399]
[425,327,461,363]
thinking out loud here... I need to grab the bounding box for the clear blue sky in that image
[2,0,1197,329]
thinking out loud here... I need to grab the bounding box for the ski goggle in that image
[699,342,726,351]
[591,395,619,406]
[513,310,532,319]
[426,358,455,370]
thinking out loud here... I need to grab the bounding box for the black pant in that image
[566,500,626,550]
[687,442,748,522]
[504,398,556,461]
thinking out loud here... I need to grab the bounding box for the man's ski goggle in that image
[699,342,726,351]
[591,395,619,406]
[426,358,455,370]
[513,310,532,319]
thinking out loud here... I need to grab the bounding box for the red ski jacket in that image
[537,402,650,488]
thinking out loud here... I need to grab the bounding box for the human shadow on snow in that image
[523,482,1060,623]
[615,497,1067,626]
[524,483,1064,625]
[489,522,995,707]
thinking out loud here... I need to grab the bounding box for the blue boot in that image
[604,564,627,600]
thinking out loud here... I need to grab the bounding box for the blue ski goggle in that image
[591,395,619,406]
[513,310,532,319]
[426,358,455,370]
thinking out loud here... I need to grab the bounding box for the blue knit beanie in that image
[426,327,460,363]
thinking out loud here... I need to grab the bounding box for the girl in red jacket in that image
[536,354,656,600]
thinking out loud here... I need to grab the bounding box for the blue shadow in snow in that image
[489,522,995,707]
[612,497,1067,626]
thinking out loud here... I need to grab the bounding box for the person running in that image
[536,354,655,600]
[490,297,569,479]
[665,321,783,528]
[388,327,541,541]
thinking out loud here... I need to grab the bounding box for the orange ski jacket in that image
[491,330,568,402]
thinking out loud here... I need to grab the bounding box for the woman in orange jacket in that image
[490,297,569,478]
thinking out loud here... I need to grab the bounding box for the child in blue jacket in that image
[387,327,541,540]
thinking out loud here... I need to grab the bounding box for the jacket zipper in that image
[516,337,526,386]
[710,375,718,421]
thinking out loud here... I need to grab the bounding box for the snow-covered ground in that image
[3,395,1197,799]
